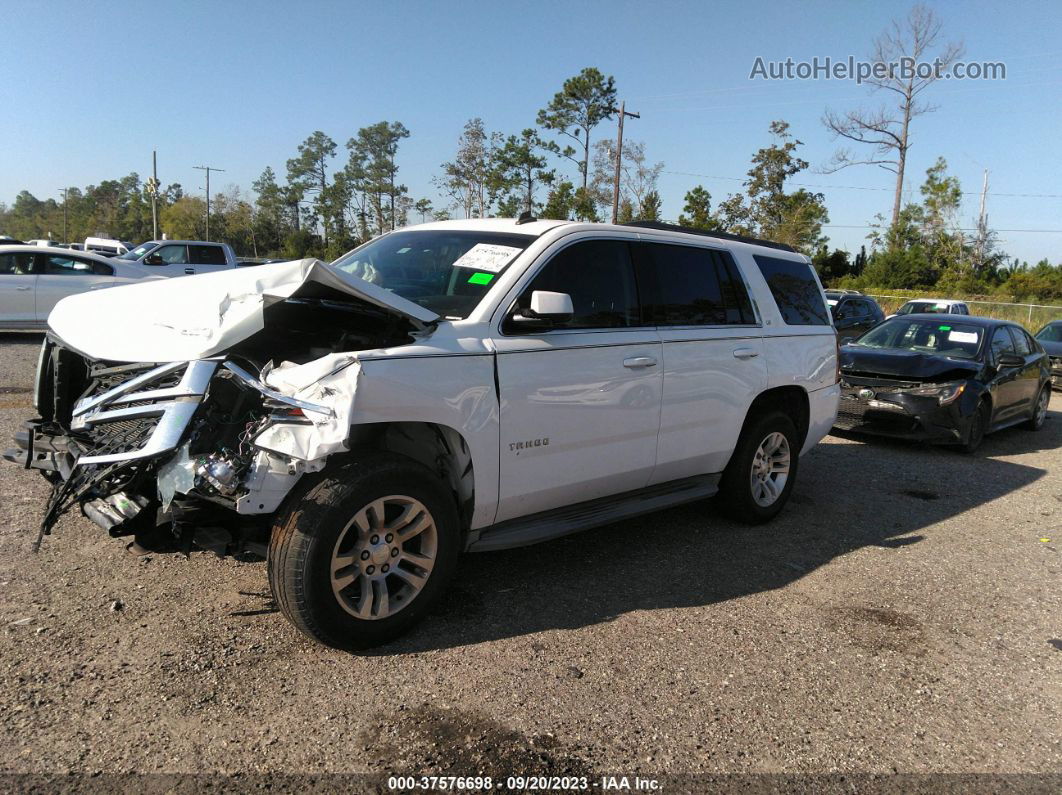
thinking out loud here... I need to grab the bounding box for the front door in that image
[492,238,662,522]
[143,244,195,277]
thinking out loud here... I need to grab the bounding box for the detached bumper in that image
[833,386,967,443]
[2,421,78,479]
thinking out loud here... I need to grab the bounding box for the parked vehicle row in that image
[1034,320,1062,389]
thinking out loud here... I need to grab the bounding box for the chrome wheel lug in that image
[382,564,389,573]
[385,533,393,543]
[371,534,379,544]
[366,565,375,575]
[360,550,370,560]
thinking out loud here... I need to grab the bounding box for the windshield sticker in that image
[938,325,952,331]
[467,272,494,286]
[826,299,838,306]
[948,330,978,344]
[452,243,522,273]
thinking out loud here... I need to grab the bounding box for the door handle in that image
[184,267,195,275]
[623,356,657,369]
[733,347,759,360]
[16,286,31,291]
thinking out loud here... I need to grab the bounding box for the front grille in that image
[63,355,218,465]
[835,390,916,433]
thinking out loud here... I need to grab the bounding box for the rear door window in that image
[1008,326,1033,356]
[635,243,755,325]
[752,255,830,326]
[189,245,227,265]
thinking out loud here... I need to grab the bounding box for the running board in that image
[468,474,720,552]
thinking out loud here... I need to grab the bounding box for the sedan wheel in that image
[1024,385,1050,431]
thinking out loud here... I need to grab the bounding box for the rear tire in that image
[715,411,800,524]
[1023,384,1050,431]
[268,453,460,651]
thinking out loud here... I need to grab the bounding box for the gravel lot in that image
[0,331,1059,783]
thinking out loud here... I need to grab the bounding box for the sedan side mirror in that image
[509,290,574,328]
[997,352,1025,368]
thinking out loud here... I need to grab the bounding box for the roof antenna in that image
[516,211,536,225]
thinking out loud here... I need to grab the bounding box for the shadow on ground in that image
[369,407,1057,654]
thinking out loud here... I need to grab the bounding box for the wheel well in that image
[347,422,475,529]
[742,386,810,448]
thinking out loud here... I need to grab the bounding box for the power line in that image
[662,170,1062,199]
[823,224,1062,233]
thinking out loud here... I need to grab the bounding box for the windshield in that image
[330,230,534,318]
[896,301,949,315]
[1036,323,1062,342]
[851,318,984,359]
[118,242,158,260]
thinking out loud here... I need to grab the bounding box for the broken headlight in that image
[905,381,966,405]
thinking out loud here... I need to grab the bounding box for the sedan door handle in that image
[16,286,31,291]
[184,267,195,275]
[623,356,657,369]
[733,347,759,360]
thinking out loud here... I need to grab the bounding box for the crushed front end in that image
[834,373,974,443]
[5,336,340,552]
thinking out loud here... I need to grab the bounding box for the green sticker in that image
[467,272,494,285]
[939,325,952,331]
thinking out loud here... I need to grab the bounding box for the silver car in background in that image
[0,246,159,329]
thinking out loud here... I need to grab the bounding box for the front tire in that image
[960,399,990,453]
[715,411,800,524]
[268,453,460,651]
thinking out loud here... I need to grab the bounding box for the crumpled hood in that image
[47,258,439,362]
[840,345,982,380]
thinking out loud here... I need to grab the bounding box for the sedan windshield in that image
[851,318,984,359]
[330,230,534,318]
[896,301,950,315]
[1035,323,1062,342]
[117,242,158,260]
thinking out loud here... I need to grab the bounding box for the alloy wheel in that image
[749,431,791,508]
[330,495,438,620]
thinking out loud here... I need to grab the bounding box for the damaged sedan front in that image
[834,314,1051,453]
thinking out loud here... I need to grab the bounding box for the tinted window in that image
[190,244,227,265]
[753,255,829,325]
[0,252,36,275]
[636,243,754,326]
[1008,326,1032,356]
[508,240,638,331]
[45,254,111,276]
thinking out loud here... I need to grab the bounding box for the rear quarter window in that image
[752,254,830,326]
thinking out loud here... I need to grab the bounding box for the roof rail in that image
[619,221,797,253]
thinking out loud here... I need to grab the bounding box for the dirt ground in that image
[0,331,1059,786]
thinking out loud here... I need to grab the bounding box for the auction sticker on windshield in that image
[452,243,522,273]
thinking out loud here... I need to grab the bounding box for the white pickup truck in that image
[8,218,840,650]
[115,240,239,276]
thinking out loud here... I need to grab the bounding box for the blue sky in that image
[2,0,1059,262]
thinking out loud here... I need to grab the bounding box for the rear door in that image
[34,253,115,322]
[634,241,767,481]
[0,251,39,325]
[188,244,231,273]
[1007,326,1043,410]
[491,237,663,521]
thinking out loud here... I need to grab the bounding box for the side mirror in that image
[997,352,1024,368]
[144,253,165,265]
[509,291,574,328]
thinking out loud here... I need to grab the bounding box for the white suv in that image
[9,219,840,649]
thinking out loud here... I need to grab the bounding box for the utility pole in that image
[147,150,160,240]
[58,188,68,243]
[610,101,640,224]
[975,169,989,271]
[193,164,225,241]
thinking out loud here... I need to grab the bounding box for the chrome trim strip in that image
[222,362,334,417]
[73,361,188,417]
[77,402,200,465]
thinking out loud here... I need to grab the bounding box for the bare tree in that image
[822,4,963,226]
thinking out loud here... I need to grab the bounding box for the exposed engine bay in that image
[11,274,423,552]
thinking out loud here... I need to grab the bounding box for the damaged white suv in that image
[7,219,839,650]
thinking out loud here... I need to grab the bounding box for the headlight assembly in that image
[906,381,966,405]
